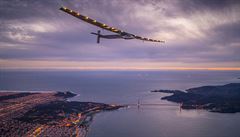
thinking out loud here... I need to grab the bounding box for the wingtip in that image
[59,6,67,11]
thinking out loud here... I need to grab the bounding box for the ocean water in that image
[1,70,240,137]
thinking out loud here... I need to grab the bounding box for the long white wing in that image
[60,7,165,43]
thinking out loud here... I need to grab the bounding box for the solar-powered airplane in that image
[60,7,165,44]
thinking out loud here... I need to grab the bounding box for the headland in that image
[151,83,240,113]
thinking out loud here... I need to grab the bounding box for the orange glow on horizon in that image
[1,59,240,71]
[1,66,240,71]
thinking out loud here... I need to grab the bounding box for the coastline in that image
[151,83,240,113]
[0,91,122,137]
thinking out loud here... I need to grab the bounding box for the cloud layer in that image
[0,0,240,70]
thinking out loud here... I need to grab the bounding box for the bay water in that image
[1,70,240,137]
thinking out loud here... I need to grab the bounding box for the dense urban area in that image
[0,91,121,137]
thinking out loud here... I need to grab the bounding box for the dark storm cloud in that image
[0,0,240,69]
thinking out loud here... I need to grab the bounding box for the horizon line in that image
[1,67,240,71]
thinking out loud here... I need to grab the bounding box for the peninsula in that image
[0,91,122,137]
[151,83,240,113]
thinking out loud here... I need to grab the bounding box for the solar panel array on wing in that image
[60,7,126,34]
[60,7,165,43]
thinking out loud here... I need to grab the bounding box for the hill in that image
[151,83,240,113]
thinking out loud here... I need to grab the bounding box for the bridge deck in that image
[126,103,180,106]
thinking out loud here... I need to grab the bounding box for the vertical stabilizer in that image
[97,30,101,44]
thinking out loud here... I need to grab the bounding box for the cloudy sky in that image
[0,0,240,70]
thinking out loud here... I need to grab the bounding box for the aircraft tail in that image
[91,30,101,44]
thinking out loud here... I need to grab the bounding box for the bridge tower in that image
[137,99,140,109]
[179,102,183,112]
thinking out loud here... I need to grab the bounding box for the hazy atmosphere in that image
[1,0,240,70]
[1,1,240,137]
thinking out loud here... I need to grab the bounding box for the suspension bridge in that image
[124,100,205,110]
[123,99,183,109]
